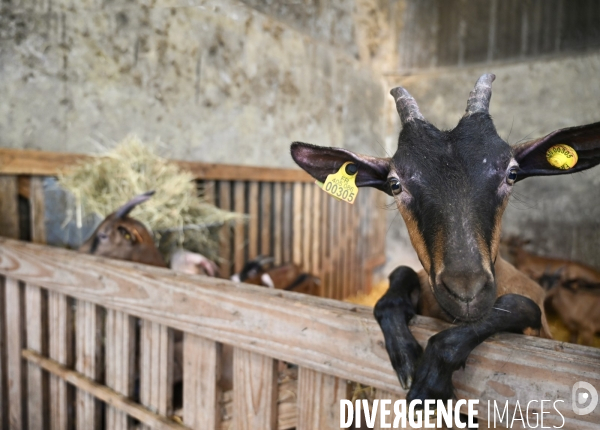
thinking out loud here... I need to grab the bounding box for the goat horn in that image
[390,87,424,125]
[115,190,155,219]
[465,73,495,116]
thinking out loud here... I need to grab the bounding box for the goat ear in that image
[290,142,391,194]
[513,122,600,182]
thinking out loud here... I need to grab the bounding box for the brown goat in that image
[231,256,322,296]
[79,191,166,267]
[503,237,600,289]
[545,282,600,345]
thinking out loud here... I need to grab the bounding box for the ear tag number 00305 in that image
[315,161,358,204]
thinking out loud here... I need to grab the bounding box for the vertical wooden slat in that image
[0,276,8,430]
[292,183,303,266]
[320,192,331,298]
[273,183,283,265]
[183,334,221,430]
[26,284,44,430]
[105,310,135,430]
[5,277,24,430]
[233,181,246,273]
[282,183,293,264]
[297,367,348,430]
[233,348,278,430]
[302,184,313,272]
[0,175,20,239]
[76,300,101,430]
[140,320,173,425]
[327,198,338,300]
[218,182,232,278]
[203,180,216,205]
[260,182,272,258]
[248,181,259,260]
[29,176,46,244]
[311,188,322,293]
[48,291,71,430]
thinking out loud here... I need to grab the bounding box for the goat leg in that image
[374,266,423,390]
[407,293,542,403]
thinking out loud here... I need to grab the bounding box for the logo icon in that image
[572,381,598,416]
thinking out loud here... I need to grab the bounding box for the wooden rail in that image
[0,238,599,429]
[0,147,312,182]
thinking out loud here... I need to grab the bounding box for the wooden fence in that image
[0,148,388,299]
[0,239,599,429]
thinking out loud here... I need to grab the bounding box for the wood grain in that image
[48,291,72,430]
[233,181,246,273]
[0,176,19,239]
[248,182,259,260]
[25,283,45,430]
[29,177,46,244]
[76,300,101,430]
[233,348,278,430]
[140,320,174,424]
[1,239,598,427]
[22,349,188,430]
[297,367,348,430]
[218,182,232,278]
[0,148,312,182]
[5,277,24,429]
[105,309,135,430]
[183,334,221,430]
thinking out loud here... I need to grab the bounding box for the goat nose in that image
[438,271,489,302]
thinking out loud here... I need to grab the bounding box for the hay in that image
[58,135,243,261]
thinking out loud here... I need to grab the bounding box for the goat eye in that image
[388,178,402,195]
[506,168,518,185]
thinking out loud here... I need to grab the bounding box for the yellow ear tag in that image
[546,144,578,170]
[315,161,359,204]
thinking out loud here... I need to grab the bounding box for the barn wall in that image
[0,0,386,167]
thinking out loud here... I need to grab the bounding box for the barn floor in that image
[345,280,600,348]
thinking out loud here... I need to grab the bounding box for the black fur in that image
[406,294,541,403]
[374,266,423,390]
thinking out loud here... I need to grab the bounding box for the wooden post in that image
[218,182,232,278]
[29,177,46,244]
[248,182,259,260]
[5,277,24,429]
[273,183,283,265]
[105,309,135,429]
[76,300,101,430]
[292,183,303,266]
[0,176,19,239]
[183,334,221,429]
[48,291,72,430]
[233,348,278,430]
[25,283,45,430]
[140,320,174,426]
[297,367,348,430]
[233,181,246,273]
[260,182,272,258]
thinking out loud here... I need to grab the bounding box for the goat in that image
[291,73,600,404]
[231,255,322,296]
[79,191,166,267]
[545,281,600,346]
[169,248,219,277]
[502,236,600,289]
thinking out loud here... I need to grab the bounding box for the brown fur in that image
[503,238,600,288]
[79,213,166,267]
[546,286,600,345]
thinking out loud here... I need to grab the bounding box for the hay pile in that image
[58,136,242,261]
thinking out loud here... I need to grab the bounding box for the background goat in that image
[231,255,322,296]
[291,73,600,404]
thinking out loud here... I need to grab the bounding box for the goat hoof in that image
[389,338,422,390]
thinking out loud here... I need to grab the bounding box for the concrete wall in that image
[383,52,600,272]
[0,0,386,167]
